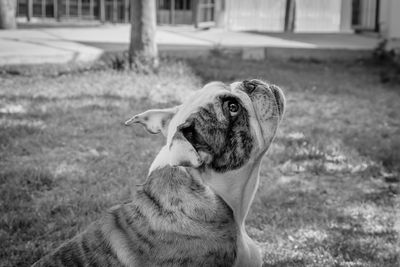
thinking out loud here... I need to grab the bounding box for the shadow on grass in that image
[248,174,398,266]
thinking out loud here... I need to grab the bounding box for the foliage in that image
[102,51,158,73]
[0,51,159,77]
[372,39,400,84]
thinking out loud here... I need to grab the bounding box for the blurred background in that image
[9,0,399,34]
[0,0,399,64]
[0,1,399,267]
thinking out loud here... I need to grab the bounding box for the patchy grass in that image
[1,57,399,267]
[189,57,400,266]
[0,60,200,266]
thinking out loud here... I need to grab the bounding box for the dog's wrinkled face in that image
[126,79,285,172]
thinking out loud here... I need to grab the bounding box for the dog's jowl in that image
[32,79,285,267]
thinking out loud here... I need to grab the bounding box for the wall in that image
[295,0,342,32]
[379,0,400,41]
[225,0,346,33]
[226,0,286,32]
[387,0,400,38]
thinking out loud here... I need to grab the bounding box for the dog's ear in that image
[125,106,179,136]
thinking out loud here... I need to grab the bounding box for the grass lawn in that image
[1,57,399,267]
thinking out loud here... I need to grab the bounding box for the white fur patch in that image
[149,145,170,174]
[125,107,179,136]
[169,139,202,167]
[149,140,202,174]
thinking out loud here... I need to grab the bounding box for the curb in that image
[0,44,374,66]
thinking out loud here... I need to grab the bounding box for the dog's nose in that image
[242,80,257,94]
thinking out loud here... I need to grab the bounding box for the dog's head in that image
[126,80,285,172]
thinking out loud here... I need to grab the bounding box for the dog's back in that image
[33,166,237,267]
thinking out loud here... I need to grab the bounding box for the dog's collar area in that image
[150,157,262,228]
[187,157,262,228]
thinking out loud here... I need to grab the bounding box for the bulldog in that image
[32,79,284,267]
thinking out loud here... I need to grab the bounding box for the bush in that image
[373,39,400,84]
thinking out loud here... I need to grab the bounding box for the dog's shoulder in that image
[33,166,238,267]
[101,166,238,266]
[31,219,126,267]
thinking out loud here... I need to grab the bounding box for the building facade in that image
[16,0,216,25]
[16,0,391,35]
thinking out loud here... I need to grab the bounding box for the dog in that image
[32,79,285,267]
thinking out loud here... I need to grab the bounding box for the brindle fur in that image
[33,79,285,267]
[32,167,236,267]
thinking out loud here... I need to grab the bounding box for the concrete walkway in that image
[0,24,379,66]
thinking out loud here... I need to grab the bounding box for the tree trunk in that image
[56,0,62,21]
[284,0,296,32]
[0,0,17,29]
[193,0,200,28]
[129,0,158,69]
[215,0,226,28]
[100,0,105,22]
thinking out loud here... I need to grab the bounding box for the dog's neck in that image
[149,145,262,227]
[188,158,262,228]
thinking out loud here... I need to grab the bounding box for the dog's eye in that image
[228,101,240,115]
